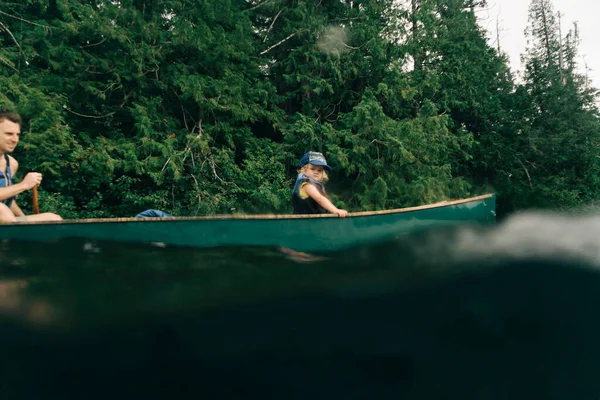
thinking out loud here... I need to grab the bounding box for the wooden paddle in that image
[32,185,39,214]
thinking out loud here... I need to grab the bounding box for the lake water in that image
[2,210,600,399]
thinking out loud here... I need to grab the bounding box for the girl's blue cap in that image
[299,151,331,171]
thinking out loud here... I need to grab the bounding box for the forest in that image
[1,0,598,219]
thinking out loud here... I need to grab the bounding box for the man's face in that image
[0,118,21,154]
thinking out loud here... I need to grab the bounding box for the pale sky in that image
[482,0,600,90]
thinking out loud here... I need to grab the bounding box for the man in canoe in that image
[0,111,62,222]
[292,151,348,217]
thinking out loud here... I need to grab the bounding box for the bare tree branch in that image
[518,159,533,188]
[263,9,283,42]
[81,38,107,48]
[339,41,360,50]
[209,155,237,188]
[63,106,115,119]
[0,21,25,59]
[260,32,296,55]
[0,10,51,30]
[161,157,171,174]
[0,55,17,71]
[190,174,203,215]
[245,0,276,12]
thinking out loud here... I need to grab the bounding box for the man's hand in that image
[21,172,42,190]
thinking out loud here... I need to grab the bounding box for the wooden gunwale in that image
[1,193,494,226]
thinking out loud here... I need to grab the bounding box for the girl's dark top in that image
[291,173,327,214]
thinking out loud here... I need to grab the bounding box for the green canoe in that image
[0,193,495,253]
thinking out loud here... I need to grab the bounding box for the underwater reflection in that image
[0,279,55,326]
[2,211,600,399]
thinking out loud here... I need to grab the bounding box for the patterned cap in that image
[299,151,331,171]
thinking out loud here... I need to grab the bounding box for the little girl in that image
[291,151,348,217]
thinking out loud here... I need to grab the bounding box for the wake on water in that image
[451,210,600,266]
[1,210,600,399]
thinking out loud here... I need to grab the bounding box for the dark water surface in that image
[2,212,600,399]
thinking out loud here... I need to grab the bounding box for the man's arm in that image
[10,201,24,217]
[0,184,28,201]
[0,157,41,204]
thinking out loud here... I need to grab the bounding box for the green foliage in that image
[0,0,599,219]
[495,0,600,213]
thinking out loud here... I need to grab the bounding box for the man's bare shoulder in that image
[7,155,19,170]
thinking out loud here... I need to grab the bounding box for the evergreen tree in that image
[1,0,287,216]
[2,0,598,218]
[507,0,600,210]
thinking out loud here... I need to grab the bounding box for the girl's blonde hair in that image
[298,164,329,183]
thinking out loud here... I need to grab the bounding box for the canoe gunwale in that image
[0,193,494,227]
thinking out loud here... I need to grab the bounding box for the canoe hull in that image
[0,194,495,252]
